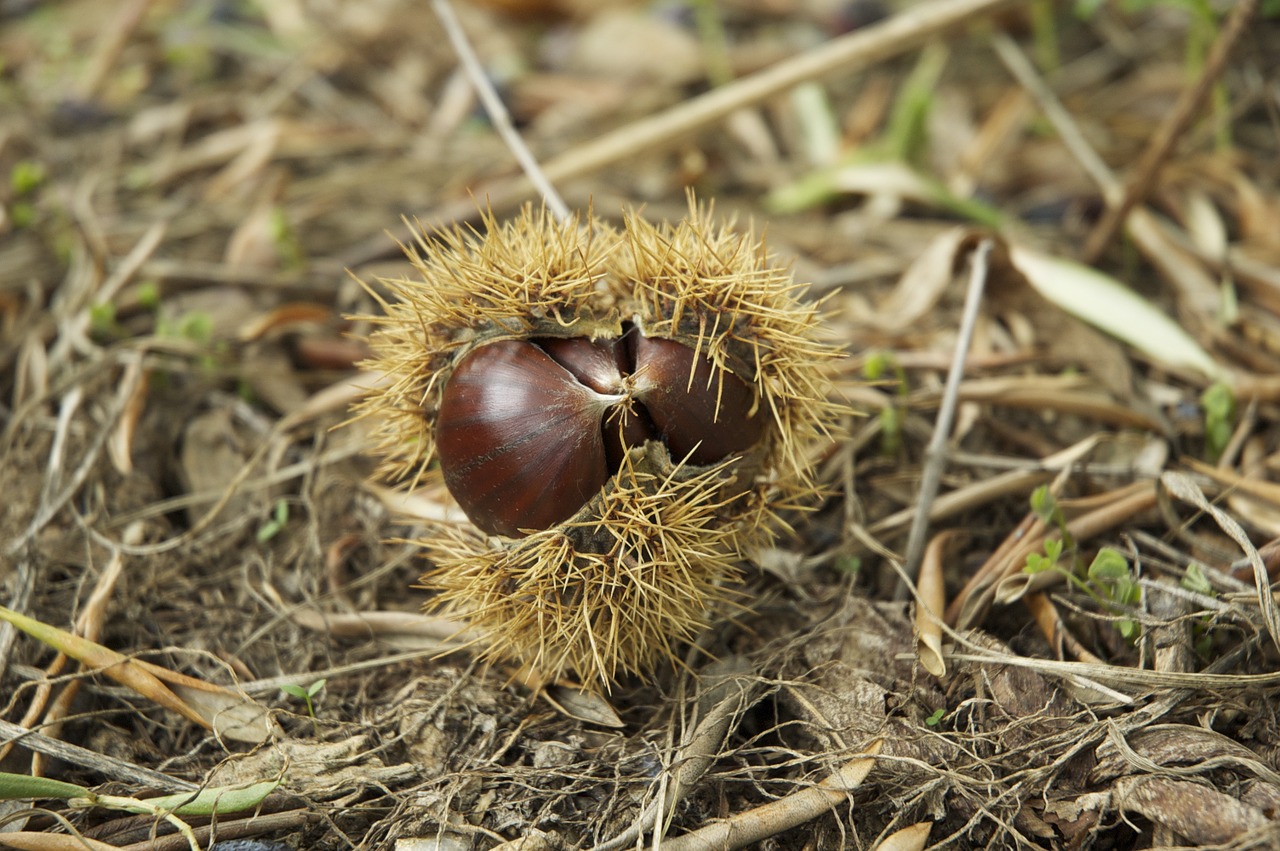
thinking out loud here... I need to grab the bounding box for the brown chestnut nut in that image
[436,339,614,538]
[436,327,761,537]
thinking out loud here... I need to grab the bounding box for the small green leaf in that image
[136,280,161,311]
[257,500,290,542]
[139,779,278,816]
[10,160,46,195]
[89,302,117,337]
[269,207,305,270]
[1030,486,1057,524]
[11,201,36,228]
[925,708,945,726]
[863,351,890,382]
[0,772,92,801]
[280,683,308,699]
[1181,562,1213,597]
[1201,382,1235,460]
[306,678,327,698]
[878,405,903,456]
[1087,548,1130,582]
[835,556,862,576]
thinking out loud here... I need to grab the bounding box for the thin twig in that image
[430,0,569,221]
[897,239,992,598]
[1080,0,1258,263]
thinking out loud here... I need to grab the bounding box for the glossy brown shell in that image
[435,329,763,537]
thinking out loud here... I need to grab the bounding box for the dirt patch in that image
[3,1,1280,848]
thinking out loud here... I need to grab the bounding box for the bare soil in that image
[2,1,1280,849]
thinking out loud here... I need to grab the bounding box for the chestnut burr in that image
[356,201,840,687]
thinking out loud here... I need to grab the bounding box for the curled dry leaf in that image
[914,530,959,678]
[107,355,148,476]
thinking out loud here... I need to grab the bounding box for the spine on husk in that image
[356,200,842,688]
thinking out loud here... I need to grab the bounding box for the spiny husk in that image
[356,206,621,493]
[427,446,751,684]
[355,198,842,688]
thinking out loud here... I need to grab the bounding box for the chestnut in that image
[436,327,763,537]
[356,203,841,686]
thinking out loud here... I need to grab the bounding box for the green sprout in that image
[156,309,222,372]
[269,207,305,270]
[1031,486,1075,546]
[10,160,46,195]
[1200,381,1235,461]
[925,708,945,726]
[864,350,908,457]
[1024,537,1065,575]
[835,555,862,577]
[1181,562,1213,597]
[256,499,290,543]
[1086,547,1141,640]
[281,678,326,732]
[89,302,119,339]
[1181,562,1217,656]
[1023,491,1141,639]
[136,279,161,312]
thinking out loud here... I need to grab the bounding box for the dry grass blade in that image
[288,607,475,649]
[0,607,213,730]
[873,822,933,851]
[1160,471,1280,655]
